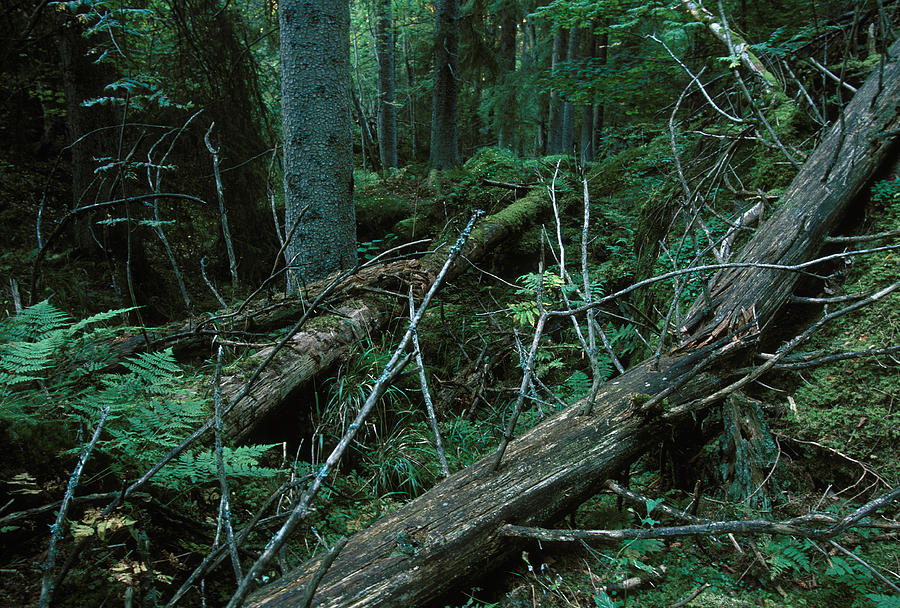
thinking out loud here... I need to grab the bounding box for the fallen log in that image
[245,40,900,607]
[221,190,549,441]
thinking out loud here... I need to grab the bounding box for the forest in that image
[1,0,899,606]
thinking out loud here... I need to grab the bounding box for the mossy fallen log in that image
[222,188,551,441]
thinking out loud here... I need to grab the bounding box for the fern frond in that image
[120,349,181,393]
[0,300,70,341]
[68,307,136,334]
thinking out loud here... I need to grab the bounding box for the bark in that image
[280,0,357,288]
[428,0,461,169]
[561,28,578,152]
[579,27,596,164]
[681,0,780,95]
[591,28,608,158]
[374,0,398,170]
[496,2,519,150]
[222,191,551,442]
[547,27,565,154]
[246,40,900,607]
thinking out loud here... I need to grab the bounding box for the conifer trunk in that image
[375,0,398,170]
[429,0,461,169]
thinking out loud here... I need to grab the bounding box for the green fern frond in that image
[120,349,181,393]
[0,300,71,341]
[154,444,283,489]
[67,307,135,334]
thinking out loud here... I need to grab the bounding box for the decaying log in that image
[245,41,900,608]
[222,190,549,441]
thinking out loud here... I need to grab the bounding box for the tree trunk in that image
[429,0,461,169]
[56,6,119,246]
[579,27,596,164]
[561,27,578,152]
[280,0,357,288]
[246,40,900,607]
[374,0,398,170]
[496,1,519,150]
[592,29,608,158]
[222,191,551,442]
[547,27,565,154]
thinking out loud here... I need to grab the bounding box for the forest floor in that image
[1,147,898,608]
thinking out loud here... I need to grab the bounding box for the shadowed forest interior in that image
[1,1,899,606]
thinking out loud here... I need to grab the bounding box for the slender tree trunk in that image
[429,0,461,169]
[579,27,596,164]
[496,1,518,150]
[280,0,357,288]
[374,0,398,169]
[561,27,578,153]
[403,28,417,161]
[547,27,565,154]
[681,0,780,94]
[592,29,608,158]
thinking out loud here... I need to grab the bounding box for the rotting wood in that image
[222,189,550,441]
[245,40,900,608]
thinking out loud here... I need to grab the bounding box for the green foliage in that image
[155,444,282,490]
[0,301,282,491]
[765,537,810,578]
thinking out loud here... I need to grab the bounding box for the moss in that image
[356,195,409,240]
[480,190,546,233]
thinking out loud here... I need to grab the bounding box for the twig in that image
[28,192,208,303]
[491,259,547,471]
[783,60,826,125]
[808,57,859,93]
[0,491,150,528]
[670,280,900,414]
[146,109,204,314]
[409,288,450,477]
[38,405,111,608]
[545,244,900,320]
[166,479,307,607]
[826,228,900,243]
[201,256,228,308]
[502,485,900,542]
[671,583,711,608]
[773,432,891,490]
[271,205,310,279]
[752,344,900,371]
[604,480,709,524]
[650,34,744,123]
[300,537,348,608]
[205,122,239,289]
[827,540,900,593]
[212,347,242,582]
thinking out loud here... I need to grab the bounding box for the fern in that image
[0,303,276,493]
[868,595,900,608]
[0,300,71,341]
[765,538,810,579]
[154,444,283,490]
[0,301,134,390]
